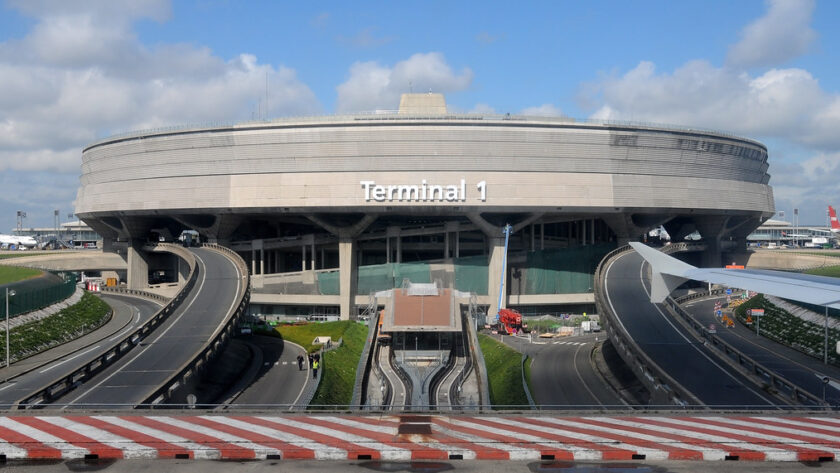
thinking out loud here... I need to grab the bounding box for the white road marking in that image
[39,345,101,373]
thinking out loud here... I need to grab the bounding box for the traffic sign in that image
[726,289,732,295]
[749,308,765,316]
[716,310,722,317]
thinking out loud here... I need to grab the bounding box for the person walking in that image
[312,359,319,378]
[296,354,304,371]
[308,353,314,368]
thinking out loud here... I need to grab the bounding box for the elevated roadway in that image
[51,247,244,408]
[683,295,840,404]
[602,249,779,407]
[0,294,161,406]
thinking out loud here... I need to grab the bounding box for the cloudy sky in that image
[1,0,838,233]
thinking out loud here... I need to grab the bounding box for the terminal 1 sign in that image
[361,179,487,203]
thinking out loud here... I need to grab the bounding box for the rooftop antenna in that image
[409,81,413,93]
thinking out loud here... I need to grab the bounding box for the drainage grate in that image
[449,454,463,460]
[725,455,740,461]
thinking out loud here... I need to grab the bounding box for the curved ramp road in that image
[0,294,162,406]
[684,296,840,404]
[603,250,777,407]
[53,248,244,408]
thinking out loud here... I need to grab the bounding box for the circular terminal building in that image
[75,94,774,319]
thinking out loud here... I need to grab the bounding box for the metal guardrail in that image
[351,313,380,407]
[139,243,250,406]
[667,291,826,406]
[99,287,170,303]
[16,243,199,407]
[462,306,490,409]
[593,243,704,407]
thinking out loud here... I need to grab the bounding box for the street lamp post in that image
[5,288,15,369]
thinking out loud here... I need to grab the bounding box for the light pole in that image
[5,288,15,369]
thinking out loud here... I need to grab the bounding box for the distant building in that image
[12,221,100,248]
[746,219,834,247]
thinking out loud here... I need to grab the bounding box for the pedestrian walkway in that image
[0,414,836,462]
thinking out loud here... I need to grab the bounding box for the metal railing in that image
[593,244,704,407]
[668,291,825,406]
[16,243,198,407]
[139,243,251,406]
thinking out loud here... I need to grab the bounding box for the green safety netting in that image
[454,254,488,295]
[317,262,432,295]
[523,243,615,294]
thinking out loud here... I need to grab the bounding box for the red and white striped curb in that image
[0,415,836,462]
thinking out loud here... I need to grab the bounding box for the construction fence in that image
[316,244,614,296]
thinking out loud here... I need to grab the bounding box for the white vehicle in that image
[0,234,37,249]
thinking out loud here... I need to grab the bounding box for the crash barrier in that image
[462,304,490,409]
[140,243,250,406]
[593,243,704,407]
[16,244,197,407]
[351,312,381,408]
[100,286,169,303]
[669,290,825,406]
[1,271,77,318]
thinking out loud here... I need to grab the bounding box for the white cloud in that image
[0,0,320,230]
[520,104,564,117]
[585,60,839,149]
[335,53,473,113]
[727,0,816,68]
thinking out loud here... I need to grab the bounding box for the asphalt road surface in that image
[52,248,243,408]
[603,250,778,407]
[683,295,840,405]
[230,335,311,407]
[0,294,161,406]
[499,332,624,408]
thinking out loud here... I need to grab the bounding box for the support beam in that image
[338,237,358,320]
[127,241,149,290]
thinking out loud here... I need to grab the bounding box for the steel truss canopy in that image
[629,242,840,309]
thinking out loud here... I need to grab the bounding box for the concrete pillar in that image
[541,223,545,250]
[487,236,506,321]
[386,236,391,263]
[127,242,149,290]
[696,217,729,268]
[444,230,450,260]
[455,231,460,258]
[301,245,306,272]
[338,237,358,320]
[311,240,316,270]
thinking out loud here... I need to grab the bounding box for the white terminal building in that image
[74,94,775,319]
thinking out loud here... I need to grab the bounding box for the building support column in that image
[487,236,506,320]
[338,237,358,320]
[127,241,149,290]
[307,214,377,320]
[695,216,730,268]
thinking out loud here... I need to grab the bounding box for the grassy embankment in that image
[734,294,839,365]
[1,292,111,364]
[0,265,41,284]
[268,320,369,408]
[478,333,529,408]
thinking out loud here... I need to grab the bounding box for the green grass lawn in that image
[264,320,369,408]
[804,266,840,278]
[478,333,529,408]
[2,292,111,364]
[0,265,42,285]
[271,320,361,353]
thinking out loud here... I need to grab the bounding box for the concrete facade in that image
[76,95,774,319]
